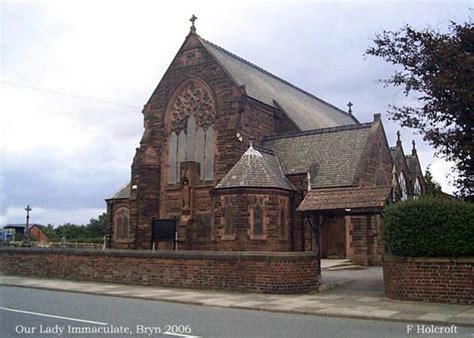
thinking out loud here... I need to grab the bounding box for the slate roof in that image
[199,38,358,130]
[297,186,391,212]
[262,123,373,188]
[405,155,418,175]
[216,145,295,191]
[390,147,397,160]
[107,182,131,200]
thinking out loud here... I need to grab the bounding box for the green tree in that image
[366,20,473,200]
[424,165,443,197]
[42,224,59,242]
[86,212,107,238]
[55,223,88,240]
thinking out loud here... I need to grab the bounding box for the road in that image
[0,286,471,338]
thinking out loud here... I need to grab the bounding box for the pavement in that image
[1,273,473,328]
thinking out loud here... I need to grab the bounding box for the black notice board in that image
[152,219,176,241]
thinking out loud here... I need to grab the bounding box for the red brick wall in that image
[383,255,474,305]
[29,226,49,243]
[0,248,319,294]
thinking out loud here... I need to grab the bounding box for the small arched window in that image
[114,208,129,240]
[398,172,407,201]
[253,205,263,237]
[280,207,287,238]
[224,206,234,237]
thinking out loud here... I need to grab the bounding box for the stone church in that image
[106,19,425,265]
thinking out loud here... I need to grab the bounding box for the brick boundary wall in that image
[383,255,474,305]
[0,248,319,294]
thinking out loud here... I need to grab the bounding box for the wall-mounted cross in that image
[190,14,198,33]
[347,101,353,114]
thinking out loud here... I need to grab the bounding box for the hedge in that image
[383,197,474,257]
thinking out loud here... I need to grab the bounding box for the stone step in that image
[326,264,366,271]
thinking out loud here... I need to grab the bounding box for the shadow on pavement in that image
[320,265,385,297]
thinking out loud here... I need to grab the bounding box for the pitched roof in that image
[107,182,131,200]
[390,147,397,160]
[405,154,418,175]
[215,145,295,191]
[297,186,391,212]
[262,123,373,188]
[199,38,358,130]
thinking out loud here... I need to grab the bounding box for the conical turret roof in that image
[216,144,295,191]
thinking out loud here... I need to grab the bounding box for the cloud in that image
[1,206,105,226]
[2,1,469,225]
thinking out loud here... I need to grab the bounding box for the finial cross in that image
[347,101,353,114]
[189,15,198,33]
[25,205,32,214]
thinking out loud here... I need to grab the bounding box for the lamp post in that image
[24,205,32,244]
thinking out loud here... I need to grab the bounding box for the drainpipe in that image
[290,194,295,251]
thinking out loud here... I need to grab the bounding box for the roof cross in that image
[347,101,353,114]
[189,14,198,33]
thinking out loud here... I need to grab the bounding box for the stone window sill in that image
[250,235,267,241]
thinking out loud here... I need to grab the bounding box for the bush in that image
[383,197,474,257]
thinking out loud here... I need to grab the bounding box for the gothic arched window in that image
[167,80,216,184]
[398,172,407,201]
[114,208,129,240]
[414,177,422,199]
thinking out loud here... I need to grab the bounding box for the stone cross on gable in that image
[347,101,353,114]
[190,14,198,33]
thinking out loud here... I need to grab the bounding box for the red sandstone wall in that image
[383,256,474,305]
[212,189,292,251]
[0,248,319,294]
[346,215,383,265]
[354,121,393,188]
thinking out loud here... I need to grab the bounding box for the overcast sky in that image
[1,0,470,226]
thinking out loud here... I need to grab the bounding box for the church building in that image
[105,18,425,265]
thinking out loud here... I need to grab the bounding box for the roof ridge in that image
[263,122,373,141]
[199,37,356,120]
[254,145,275,155]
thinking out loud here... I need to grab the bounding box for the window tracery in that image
[168,80,216,183]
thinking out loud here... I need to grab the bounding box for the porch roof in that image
[297,186,391,212]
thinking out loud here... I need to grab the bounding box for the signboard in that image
[152,219,176,241]
[0,229,14,242]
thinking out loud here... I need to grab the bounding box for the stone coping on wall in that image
[0,247,317,261]
[383,255,474,264]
